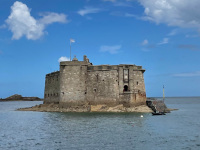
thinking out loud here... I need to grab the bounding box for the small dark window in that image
[85,92,87,94]
[123,85,128,92]
[94,89,97,92]
[48,94,49,97]
[137,81,139,85]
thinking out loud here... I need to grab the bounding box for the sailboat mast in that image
[163,85,165,101]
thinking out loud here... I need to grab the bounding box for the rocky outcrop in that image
[1,94,42,101]
[146,98,171,113]
[5,94,23,100]
[17,103,153,113]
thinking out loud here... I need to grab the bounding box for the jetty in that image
[146,98,170,113]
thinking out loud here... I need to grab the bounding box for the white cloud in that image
[125,13,138,18]
[158,38,169,45]
[58,56,70,62]
[100,45,121,54]
[77,7,101,16]
[138,0,200,31]
[5,1,67,40]
[173,71,200,77]
[103,0,133,7]
[141,39,148,46]
[38,12,68,25]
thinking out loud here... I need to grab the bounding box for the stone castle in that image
[44,55,146,108]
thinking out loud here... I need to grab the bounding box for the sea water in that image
[0,97,200,150]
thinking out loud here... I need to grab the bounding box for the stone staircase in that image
[146,98,170,113]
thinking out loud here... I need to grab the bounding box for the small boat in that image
[152,111,166,115]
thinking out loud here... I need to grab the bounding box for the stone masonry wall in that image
[118,65,146,106]
[44,71,60,104]
[86,69,119,106]
[59,63,88,107]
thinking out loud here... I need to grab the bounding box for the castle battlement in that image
[46,71,59,77]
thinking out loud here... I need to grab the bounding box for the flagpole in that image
[70,39,75,61]
[163,85,165,102]
[70,40,71,61]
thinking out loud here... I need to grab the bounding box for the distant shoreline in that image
[0,99,43,102]
[1,94,43,102]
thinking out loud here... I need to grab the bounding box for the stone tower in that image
[59,56,91,107]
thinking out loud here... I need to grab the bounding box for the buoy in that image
[141,115,143,118]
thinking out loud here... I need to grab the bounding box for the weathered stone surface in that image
[17,103,153,113]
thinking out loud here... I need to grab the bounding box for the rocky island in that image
[17,55,172,113]
[0,94,42,101]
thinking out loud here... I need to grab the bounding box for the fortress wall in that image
[135,92,146,105]
[59,64,88,107]
[118,65,146,106]
[118,66,124,94]
[44,71,60,104]
[88,65,118,70]
[130,69,146,105]
[86,69,119,106]
[129,70,146,92]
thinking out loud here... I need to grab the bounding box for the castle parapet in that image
[87,65,118,71]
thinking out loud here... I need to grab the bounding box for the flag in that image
[70,38,75,43]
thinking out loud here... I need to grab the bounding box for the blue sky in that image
[0,0,200,98]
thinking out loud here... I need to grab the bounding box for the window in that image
[124,85,128,92]
[123,69,129,83]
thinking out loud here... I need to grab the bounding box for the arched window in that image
[124,85,128,92]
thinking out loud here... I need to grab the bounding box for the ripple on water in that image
[0,99,200,150]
